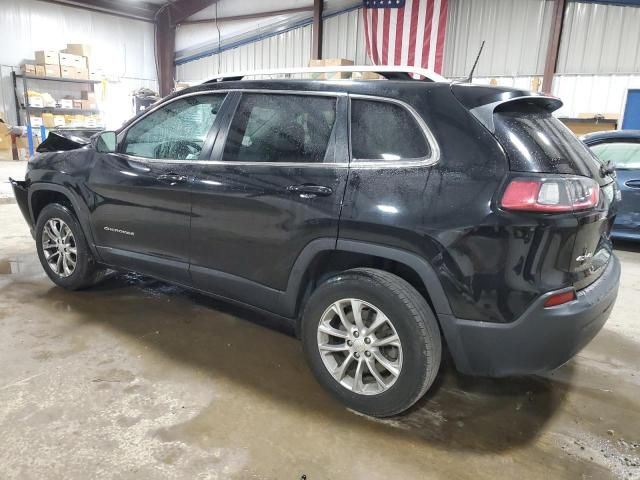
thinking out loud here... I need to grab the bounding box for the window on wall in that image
[223,93,337,163]
[350,99,430,161]
[123,94,226,160]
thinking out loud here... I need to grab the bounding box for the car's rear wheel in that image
[301,268,441,417]
[35,203,105,290]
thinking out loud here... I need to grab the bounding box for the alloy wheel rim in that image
[42,218,77,278]
[317,298,403,395]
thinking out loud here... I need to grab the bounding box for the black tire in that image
[35,203,105,290]
[301,268,442,417]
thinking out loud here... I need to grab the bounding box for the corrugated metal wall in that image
[558,1,640,74]
[176,0,556,82]
[443,0,553,78]
[322,9,370,66]
[174,0,640,119]
[177,25,313,82]
[176,9,369,83]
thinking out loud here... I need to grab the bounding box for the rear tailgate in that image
[452,84,618,290]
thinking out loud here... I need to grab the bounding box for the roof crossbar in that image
[204,65,448,83]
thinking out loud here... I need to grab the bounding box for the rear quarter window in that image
[350,99,430,161]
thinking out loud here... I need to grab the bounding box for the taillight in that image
[501,176,599,213]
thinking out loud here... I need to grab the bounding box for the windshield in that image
[590,141,640,169]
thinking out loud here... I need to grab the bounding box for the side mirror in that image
[95,131,117,153]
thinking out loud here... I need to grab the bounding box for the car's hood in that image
[36,131,90,153]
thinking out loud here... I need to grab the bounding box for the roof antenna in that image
[465,40,485,83]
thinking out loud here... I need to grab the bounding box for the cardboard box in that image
[60,66,75,79]
[35,65,46,76]
[59,99,74,109]
[21,63,36,75]
[45,64,60,77]
[59,52,85,69]
[53,115,66,127]
[30,116,43,128]
[81,91,96,102]
[351,71,383,80]
[42,113,56,128]
[35,50,59,65]
[308,58,354,79]
[16,135,41,161]
[75,67,89,80]
[0,122,11,157]
[80,100,96,110]
[72,100,83,109]
[63,43,91,57]
[28,96,44,108]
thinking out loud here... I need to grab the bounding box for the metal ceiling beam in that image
[165,0,220,26]
[155,1,219,96]
[311,0,324,60]
[178,6,314,26]
[542,0,567,94]
[36,0,159,22]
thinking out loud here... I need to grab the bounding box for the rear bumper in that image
[439,254,621,377]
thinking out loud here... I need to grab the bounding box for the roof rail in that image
[204,65,448,83]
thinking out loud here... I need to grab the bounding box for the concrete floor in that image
[1,161,639,479]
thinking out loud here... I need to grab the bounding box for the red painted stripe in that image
[421,0,434,69]
[382,8,391,64]
[363,8,373,63]
[371,8,380,64]
[394,6,405,65]
[435,0,448,73]
[407,0,419,67]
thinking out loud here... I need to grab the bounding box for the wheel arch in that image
[29,183,101,260]
[287,239,452,331]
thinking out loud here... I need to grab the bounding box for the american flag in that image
[362,0,449,74]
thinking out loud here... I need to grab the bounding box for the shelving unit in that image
[11,71,103,157]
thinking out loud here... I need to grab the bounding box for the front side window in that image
[350,99,430,161]
[590,141,640,169]
[123,94,225,160]
[223,93,337,163]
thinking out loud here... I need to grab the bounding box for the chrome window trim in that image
[348,94,440,168]
[117,88,440,169]
[119,89,349,167]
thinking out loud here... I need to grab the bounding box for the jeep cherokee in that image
[10,66,620,417]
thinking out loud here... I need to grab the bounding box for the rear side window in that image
[591,142,640,169]
[223,93,337,163]
[493,103,601,177]
[350,99,430,161]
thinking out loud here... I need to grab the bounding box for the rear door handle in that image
[158,173,187,184]
[286,184,333,198]
[625,179,640,189]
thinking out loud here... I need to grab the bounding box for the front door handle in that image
[287,184,333,198]
[625,179,640,189]
[158,173,187,184]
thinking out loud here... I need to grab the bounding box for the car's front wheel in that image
[301,268,441,417]
[35,203,105,290]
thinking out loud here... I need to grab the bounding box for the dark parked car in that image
[582,130,640,241]
[10,67,620,417]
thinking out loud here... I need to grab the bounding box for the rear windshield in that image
[493,103,601,178]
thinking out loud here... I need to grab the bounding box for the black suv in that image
[11,68,621,417]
